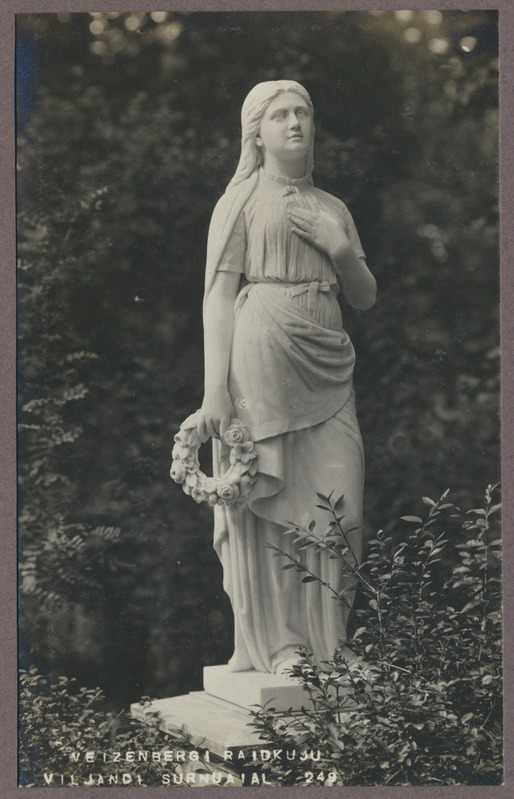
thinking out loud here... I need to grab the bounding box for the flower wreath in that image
[170,414,258,508]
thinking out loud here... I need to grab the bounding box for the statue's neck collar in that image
[259,167,308,186]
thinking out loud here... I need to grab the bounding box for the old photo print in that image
[7,2,509,794]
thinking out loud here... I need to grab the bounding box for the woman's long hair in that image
[228,80,315,187]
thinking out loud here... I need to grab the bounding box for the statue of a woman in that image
[197,81,376,675]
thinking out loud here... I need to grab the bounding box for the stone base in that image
[131,691,266,756]
[203,664,310,712]
[130,664,316,756]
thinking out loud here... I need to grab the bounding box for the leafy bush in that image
[18,666,229,787]
[251,486,502,786]
[17,187,233,700]
[18,486,501,786]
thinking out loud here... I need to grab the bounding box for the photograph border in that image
[2,1,511,797]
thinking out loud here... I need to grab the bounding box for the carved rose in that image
[218,482,240,505]
[170,463,187,484]
[224,423,250,446]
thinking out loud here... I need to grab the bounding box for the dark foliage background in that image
[17,11,499,710]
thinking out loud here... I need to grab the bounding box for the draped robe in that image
[204,169,365,672]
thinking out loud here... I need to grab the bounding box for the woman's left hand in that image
[287,207,349,261]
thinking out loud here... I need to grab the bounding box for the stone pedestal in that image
[131,691,263,756]
[131,664,311,756]
[203,664,310,712]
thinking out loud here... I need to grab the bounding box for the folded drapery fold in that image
[228,282,355,442]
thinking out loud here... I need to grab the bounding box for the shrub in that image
[17,190,234,700]
[18,666,230,787]
[18,486,501,787]
[251,486,502,786]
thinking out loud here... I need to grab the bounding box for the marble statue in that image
[196,80,376,675]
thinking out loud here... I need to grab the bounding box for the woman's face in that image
[257,91,313,169]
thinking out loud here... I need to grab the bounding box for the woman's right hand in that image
[197,387,234,441]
